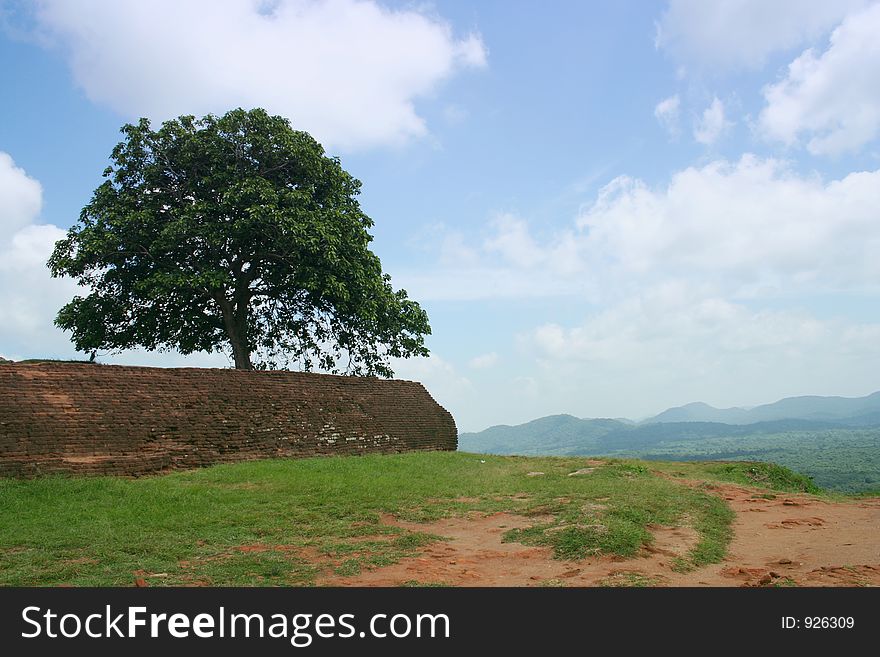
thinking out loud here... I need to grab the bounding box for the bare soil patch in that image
[666,484,880,587]
[321,511,699,587]
[319,484,880,587]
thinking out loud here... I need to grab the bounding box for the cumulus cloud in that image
[29,0,487,150]
[656,0,867,70]
[654,94,680,138]
[0,152,42,234]
[531,283,824,366]
[395,266,582,302]
[578,155,880,293]
[401,154,880,302]
[468,352,498,369]
[396,213,593,301]
[693,96,730,145]
[523,282,880,419]
[478,215,583,276]
[483,214,544,268]
[0,152,78,359]
[758,2,880,155]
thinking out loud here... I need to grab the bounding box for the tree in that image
[48,108,430,375]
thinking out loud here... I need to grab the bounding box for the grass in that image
[646,460,822,494]
[597,571,661,587]
[500,459,734,569]
[773,577,798,587]
[0,452,814,586]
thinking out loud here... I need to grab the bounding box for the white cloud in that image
[524,282,880,419]
[30,0,487,151]
[395,214,593,301]
[0,152,79,359]
[395,265,585,302]
[578,155,880,293]
[0,224,74,353]
[0,152,42,234]
[405,152,880,308]
[654,94,680,137]
[401,154,880,302]
[483,213,544,268]
[693,96,731,145]
[468,352,498,369]
[531,283,824,366]
[438,230,480,267]
[390,352,475,427]
[656,0,867,70]
[758,2,880,155]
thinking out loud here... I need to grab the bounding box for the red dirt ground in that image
[321,483,880,587]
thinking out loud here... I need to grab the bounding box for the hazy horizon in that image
[460,387,880,432]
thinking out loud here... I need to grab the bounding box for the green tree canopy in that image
[49,108,430,375]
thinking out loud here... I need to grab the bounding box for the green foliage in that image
[0,452,734,586]
[48,108,430,375]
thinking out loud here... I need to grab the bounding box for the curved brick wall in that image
[0,363,456,477]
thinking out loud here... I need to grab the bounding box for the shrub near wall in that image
[0,363,457,478]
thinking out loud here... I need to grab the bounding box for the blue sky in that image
[2,0,880,431]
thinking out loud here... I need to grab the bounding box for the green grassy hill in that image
[0,452,818,587]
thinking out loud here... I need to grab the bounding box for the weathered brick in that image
[0,363,457,478]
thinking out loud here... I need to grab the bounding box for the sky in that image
[2,0,880,432]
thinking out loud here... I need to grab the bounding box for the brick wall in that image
[0,363,457,477]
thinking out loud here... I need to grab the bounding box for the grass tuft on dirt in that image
[500,459,733,568]
[0,452,802,586]
[648,460,822,494]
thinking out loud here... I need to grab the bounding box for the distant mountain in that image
[457,414,626,456]
[645,391,880,425]
[461,417,857,456]
[459,391,880,456]
[458,393,880,494]
[647,402,752,424]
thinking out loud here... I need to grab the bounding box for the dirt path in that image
[667,484,880,587]
[322,485,880,587]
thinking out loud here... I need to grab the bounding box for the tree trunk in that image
[214,290,253,369]
[229,335,253,370]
